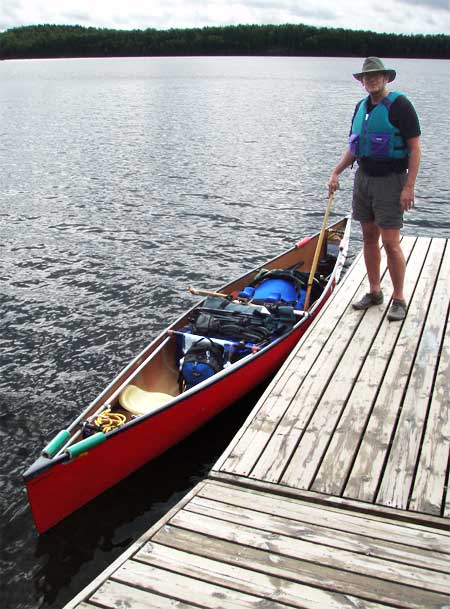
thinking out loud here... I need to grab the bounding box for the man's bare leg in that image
[361,221,382,295]
[381,228,405,301]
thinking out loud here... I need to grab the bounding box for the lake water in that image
[1,56,449,609]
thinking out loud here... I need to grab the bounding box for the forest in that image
[0,23,449,60]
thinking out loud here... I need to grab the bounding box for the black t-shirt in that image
[350,95,421,176]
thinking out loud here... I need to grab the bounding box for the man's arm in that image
[328,148,356,196]
[401,136,421,211]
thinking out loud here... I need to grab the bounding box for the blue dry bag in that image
[253,277,298,304]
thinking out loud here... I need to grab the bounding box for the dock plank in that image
[136,539,409,609]
[409,245,450,516]
[112,558,293,608]
[344,238,445,504]
[198,481,450,551]
[170,509,450,593]
[376,239,448,510]
[90,579,199,608]
[279,239,420,489]
[154,523,444,609]
[280,306,387,488]
[311,238,430,495]
[184,495,449,572]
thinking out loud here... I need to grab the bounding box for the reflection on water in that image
[0,56,449,609]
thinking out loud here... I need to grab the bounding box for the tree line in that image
[0,23,449,60]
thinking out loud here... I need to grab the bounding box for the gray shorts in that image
[352,167,407,229]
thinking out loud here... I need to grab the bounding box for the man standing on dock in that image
[328,57,421,321]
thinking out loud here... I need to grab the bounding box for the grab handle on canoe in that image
[41,430,71,459]
[64,432,106,460]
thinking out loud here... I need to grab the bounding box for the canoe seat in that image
[119,384,174,416]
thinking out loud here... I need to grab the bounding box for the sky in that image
[1,0,449,35]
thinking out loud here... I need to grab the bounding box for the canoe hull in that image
[24,216,350,533]
[25,311,315,533]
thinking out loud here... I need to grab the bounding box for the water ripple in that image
[0,56,449,609]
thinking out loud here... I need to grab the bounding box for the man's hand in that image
[401,183,415,211]
[328,172,340,197]
[402,136,421,212]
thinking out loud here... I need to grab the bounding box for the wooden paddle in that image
[303,192,334,311]
[188,286,230,298]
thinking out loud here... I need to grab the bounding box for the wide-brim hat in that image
[353,56,396,82]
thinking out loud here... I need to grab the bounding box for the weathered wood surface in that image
[376,241,449,510]
[64,237,450,609]
[312,237,430,497]
[409,318,449,515]
[215,236,450,521]
[65,480,450,609]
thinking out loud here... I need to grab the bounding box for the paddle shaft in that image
[303,193,334,311]
[188,286,230,298]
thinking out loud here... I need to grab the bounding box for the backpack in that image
[180,338,224,391]
[190,296,295,344]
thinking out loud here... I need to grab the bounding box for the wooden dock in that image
[64,235,449,609]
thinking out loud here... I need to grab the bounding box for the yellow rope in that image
[94,408,127,433]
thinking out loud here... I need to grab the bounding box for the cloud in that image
[227,0,338,21]
[1,0,24,22]
[0,0,449,34]
[399,0,449,9]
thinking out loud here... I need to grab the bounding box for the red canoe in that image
[24,216,350,533]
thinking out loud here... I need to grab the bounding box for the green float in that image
[41,430,71,458]
[65,432,105,459]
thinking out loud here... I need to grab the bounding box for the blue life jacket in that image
[349,92,408,160]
